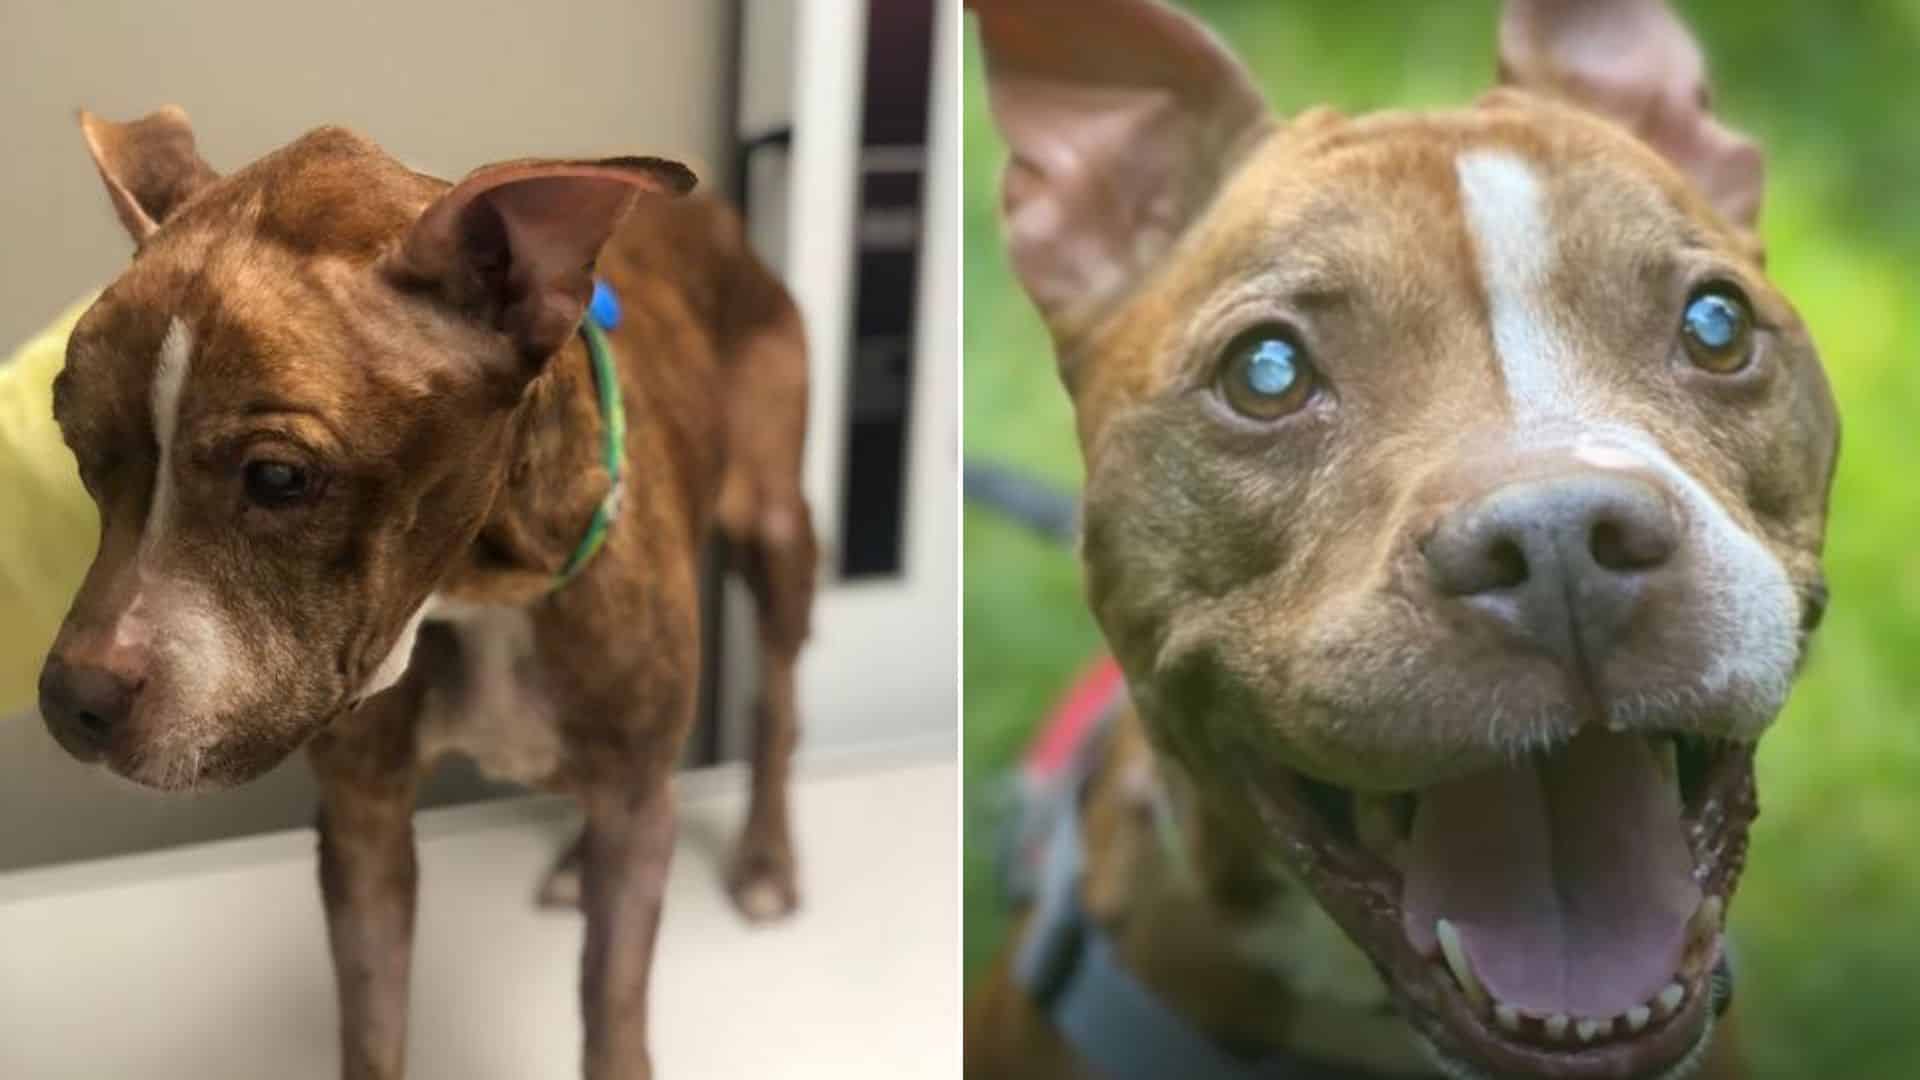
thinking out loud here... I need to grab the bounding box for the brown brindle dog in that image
[967,1,1837,1078]
[38,108,816,1080]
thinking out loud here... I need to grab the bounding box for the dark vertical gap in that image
[691,0,751,768]
[835,0,934,580]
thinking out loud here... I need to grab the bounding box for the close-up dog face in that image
[1083,99,1836,788]
[1080,94,1837,1080]
[976,1,1839,1077]
[37,111,690,791]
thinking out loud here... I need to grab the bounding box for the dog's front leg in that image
[578,764,678,1080]
[310,678,426,1080]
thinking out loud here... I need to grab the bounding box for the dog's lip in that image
[1239,733,1757,1079]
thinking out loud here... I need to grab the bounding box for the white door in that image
[722,0,957,762]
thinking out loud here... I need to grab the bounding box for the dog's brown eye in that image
[1218,325,1315,421]
[1680,287,1754,374]
[243,459,311,507]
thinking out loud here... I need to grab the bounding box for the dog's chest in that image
[418,602,570,786]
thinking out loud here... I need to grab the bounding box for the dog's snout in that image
[1423,471,1680,670]
[38,652,147,757]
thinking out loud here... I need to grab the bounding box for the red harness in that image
[1022,655,1126,785]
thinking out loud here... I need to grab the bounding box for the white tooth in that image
[1435,919,1490,1011]
[1576,1017,1612,1042]
[1544,1015,1570,1040]
[1495,1004,1521,1033]
[1655,983,1686,1018]
[1625,1005,1651,1032]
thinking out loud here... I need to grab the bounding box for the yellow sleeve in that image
[0,297,100,716]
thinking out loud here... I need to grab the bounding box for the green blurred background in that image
[962,3,1920,1075]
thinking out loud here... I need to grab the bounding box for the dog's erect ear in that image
[383,156,696,368]
[969,0,1270,342]
[1498,0,1764,231]
[78,106,220,243]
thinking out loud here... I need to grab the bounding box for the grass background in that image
[961,3,1920,1076]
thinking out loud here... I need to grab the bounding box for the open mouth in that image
[1245,727,1754,1080]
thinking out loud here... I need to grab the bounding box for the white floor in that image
[0,755,959,1079]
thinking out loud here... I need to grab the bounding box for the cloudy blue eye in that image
[1219,326,1315,420]
[1681,288,1754,373]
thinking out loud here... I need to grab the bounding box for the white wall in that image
[0,0,735,346]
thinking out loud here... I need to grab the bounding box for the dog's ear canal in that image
[77,106,220,244]
[970,0,1271,343]
[1497,0,1765,234]
[383,156,697,371]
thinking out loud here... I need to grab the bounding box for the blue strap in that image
[589,278,622,330]
[1012,726,1385,1080]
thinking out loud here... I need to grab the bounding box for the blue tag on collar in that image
[589,279,621,330]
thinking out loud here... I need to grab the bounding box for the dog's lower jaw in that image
[1417,1009,1717,1080]
[1234,732,1756,1080]
[100,704,337,792]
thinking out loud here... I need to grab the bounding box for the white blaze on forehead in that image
[1454,150,1580,422]
[144,317,193,552]
[128,319,245,730]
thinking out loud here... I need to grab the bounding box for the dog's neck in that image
[435,330,615,607]
[1089,712,1434,1076]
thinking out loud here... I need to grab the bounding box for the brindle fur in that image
[50,111,816,1080]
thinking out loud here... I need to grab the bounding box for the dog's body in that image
[40,112,815,1079]
[967,2,1837,1079]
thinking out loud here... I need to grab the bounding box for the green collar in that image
[555,318,626,585]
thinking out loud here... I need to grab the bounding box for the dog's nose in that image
[38,654,144,757]
[1423,472,1680,671]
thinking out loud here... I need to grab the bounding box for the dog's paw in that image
[727,851,799,924]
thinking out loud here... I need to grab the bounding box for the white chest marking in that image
[1454,151,1580,423]
[357,600,429,702]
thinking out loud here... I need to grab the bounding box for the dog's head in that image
[975,1,1837,1076]
[37,108,692,790]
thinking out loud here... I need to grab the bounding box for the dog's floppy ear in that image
[1497,0,1764,232]
[383,156,696,368]
[77,106,220,244]
[969,0,1270,345]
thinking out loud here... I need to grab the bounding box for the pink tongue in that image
[1401,730,1700,1018]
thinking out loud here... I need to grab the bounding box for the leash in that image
[555,281,628,585]
[1008,665,1389,1080]
[963,458,1079,545]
